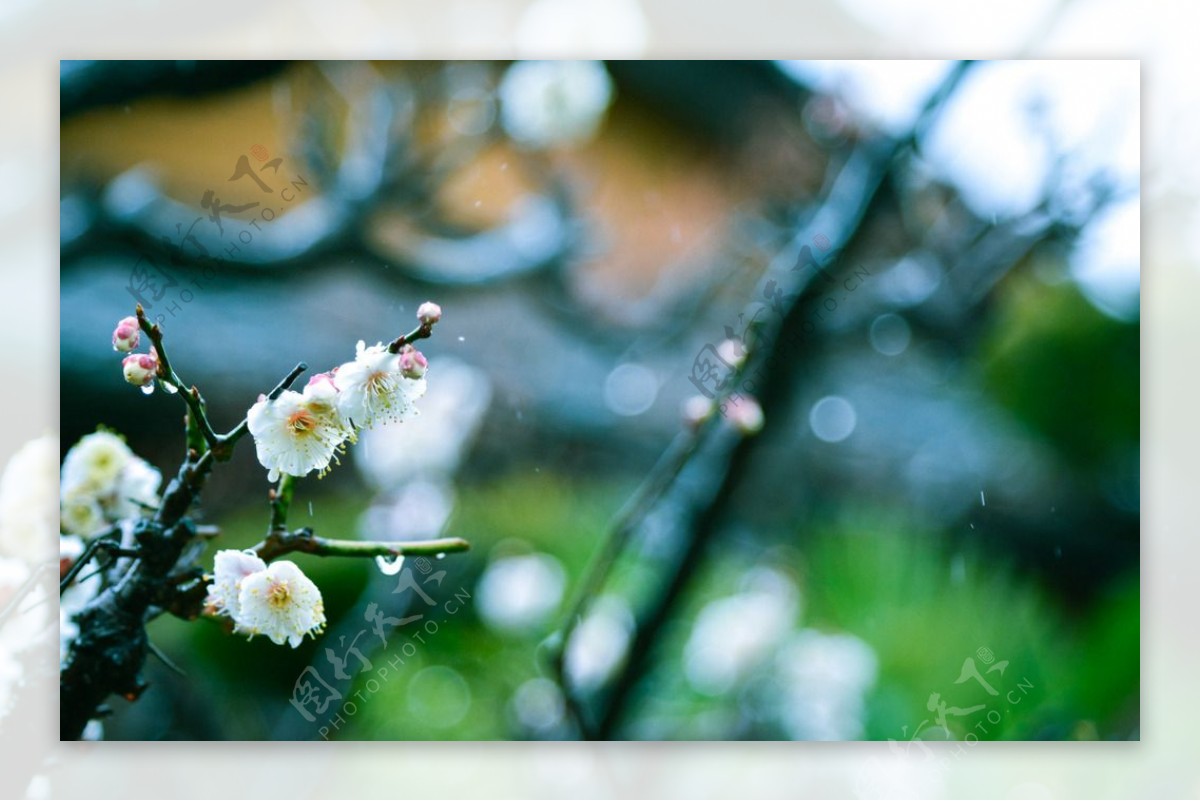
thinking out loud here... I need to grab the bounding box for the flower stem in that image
[387,320,435,354]
[270,474,296,532]
[135,304,219,449]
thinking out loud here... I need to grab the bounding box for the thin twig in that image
[253,528,470,562]
[387,320,436,353]
[135,304,219,449]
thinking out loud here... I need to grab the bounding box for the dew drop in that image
[436,552,446,560]
[375,554,405,575]
[139,384,155,396]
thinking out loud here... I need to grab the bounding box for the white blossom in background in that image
[476,551,567,633]
[0,435,59,562]
[108,454,163,519]
[59,431,161,538]
[233,560,326,648]
[564,594,634,691]
[774,628,879,740]
[246,388,350,483]
[498,60,614,149]
[511,676,567,735]
[59,495,106,539]
[334,341,427,430]
[361,479,455,543]
[60,430,130,499]
[356,357,491,490]
[683,567,800,696]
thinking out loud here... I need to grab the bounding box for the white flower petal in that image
[333,343,427,430]
[234,561,325,648]
[205,549,267,619]
[247,390,350,480]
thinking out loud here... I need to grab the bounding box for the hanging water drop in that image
[375,554,405,575]
[139,384,155,396]
[435,552,446,560]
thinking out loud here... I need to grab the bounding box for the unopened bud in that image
[717,338,746,367]
[306,371,338,391]
[122,349,158,388]
[682,395,715,429]
[397,345,428,379]
[112,316,140,352]
[727,395,764,435]
[417,301,442,326]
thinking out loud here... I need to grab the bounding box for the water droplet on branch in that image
[375,554,405,575]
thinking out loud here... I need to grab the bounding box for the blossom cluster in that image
[59,430,162,538]
[111,315,161,391]
[246,302,441,483]
[204,549,325,648]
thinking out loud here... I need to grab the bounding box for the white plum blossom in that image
[60,431,132,497]
[246,387,351,483]
[109,456,162,518]
[0,435,59,563]
[60,494,107,538]
[498,60,614,149]
[59,431,161,537]
[333,341,427,430]
[205,551,325,649]
[204,549,268,620]
[234,560,325,648]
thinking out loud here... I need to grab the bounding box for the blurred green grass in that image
[131,469,1136,741]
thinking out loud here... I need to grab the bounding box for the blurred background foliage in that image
[59,59,1138,741]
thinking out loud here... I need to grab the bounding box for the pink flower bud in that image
[307,371,337,390]
[717,338,746,367]
[112,316,140,352]
[122,349,158,388]
[417,301,442,326]
[724,395,764,435]
[397,344,428,379]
